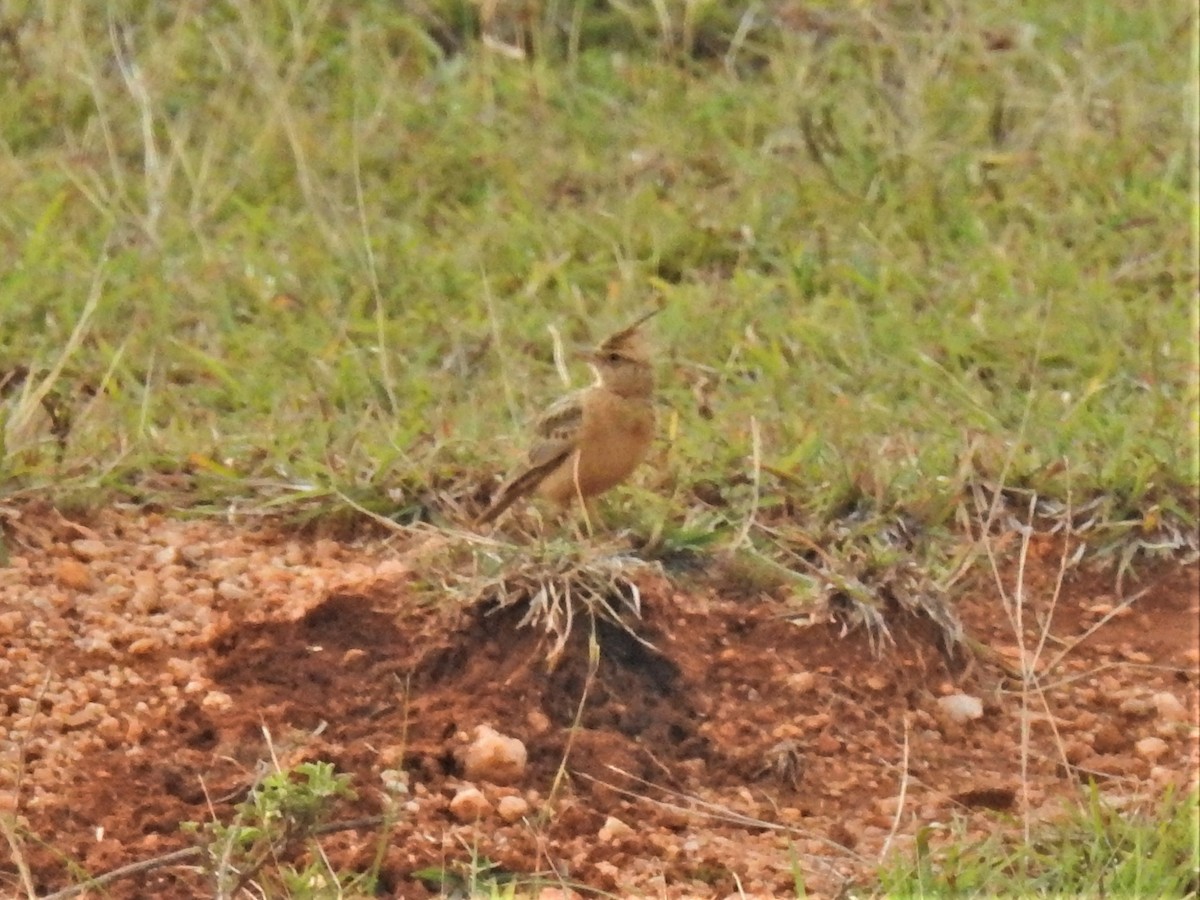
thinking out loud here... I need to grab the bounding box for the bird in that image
[477,307,660,528]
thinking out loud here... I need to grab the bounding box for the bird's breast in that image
[536,393,654,504]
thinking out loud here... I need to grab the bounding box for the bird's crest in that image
[596,305,662,360]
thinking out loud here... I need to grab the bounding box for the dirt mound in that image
[3,511,1197,898]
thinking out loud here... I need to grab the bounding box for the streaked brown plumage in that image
[477,309,659,526]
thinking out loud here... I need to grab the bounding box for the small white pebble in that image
[1119,696,1155,717]
[496,795,530,823]
[96,716,124,743]
[216,580,249,603]
[380,769,409,794]
[786,671,816,694]
[64,702,106,728]
[201,690,234,713]
[0,611,24,636]
[937,694,984,723]
[128,637,159,655]
[1135,737,1168,762]
[1152,692,1189,724]
[179,545,207,564]
[70,540,111,561]
[449,787,492,822]
[599,815,634,842]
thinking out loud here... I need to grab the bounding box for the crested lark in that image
[477,308,660,526]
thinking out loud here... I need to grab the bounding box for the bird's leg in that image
[567,514,586,543]
[583,499,606,534]
[569,451,594,539]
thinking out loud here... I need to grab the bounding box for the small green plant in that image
[182,761,359,899]
[413,850,578,899]
[413,856,511,896]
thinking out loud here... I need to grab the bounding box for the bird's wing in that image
[526,390,585,468]
[476,391,586,525]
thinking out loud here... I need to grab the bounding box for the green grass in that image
[1,0,1193,534]
[879,785,1200,898]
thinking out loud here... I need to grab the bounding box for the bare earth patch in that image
[2,505,1197,898]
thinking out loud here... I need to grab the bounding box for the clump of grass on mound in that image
[458,535,658,667]
[753,510,964,655]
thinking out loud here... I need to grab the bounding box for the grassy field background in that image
[1,0,1194,537]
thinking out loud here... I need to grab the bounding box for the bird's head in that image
[586,307,660,398]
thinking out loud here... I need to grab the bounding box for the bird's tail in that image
[475,459,558,525]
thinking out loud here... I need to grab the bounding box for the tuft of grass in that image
[878,785,1200,898]
[465,536,657,666]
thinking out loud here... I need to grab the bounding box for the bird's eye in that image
[606,352,622,363]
